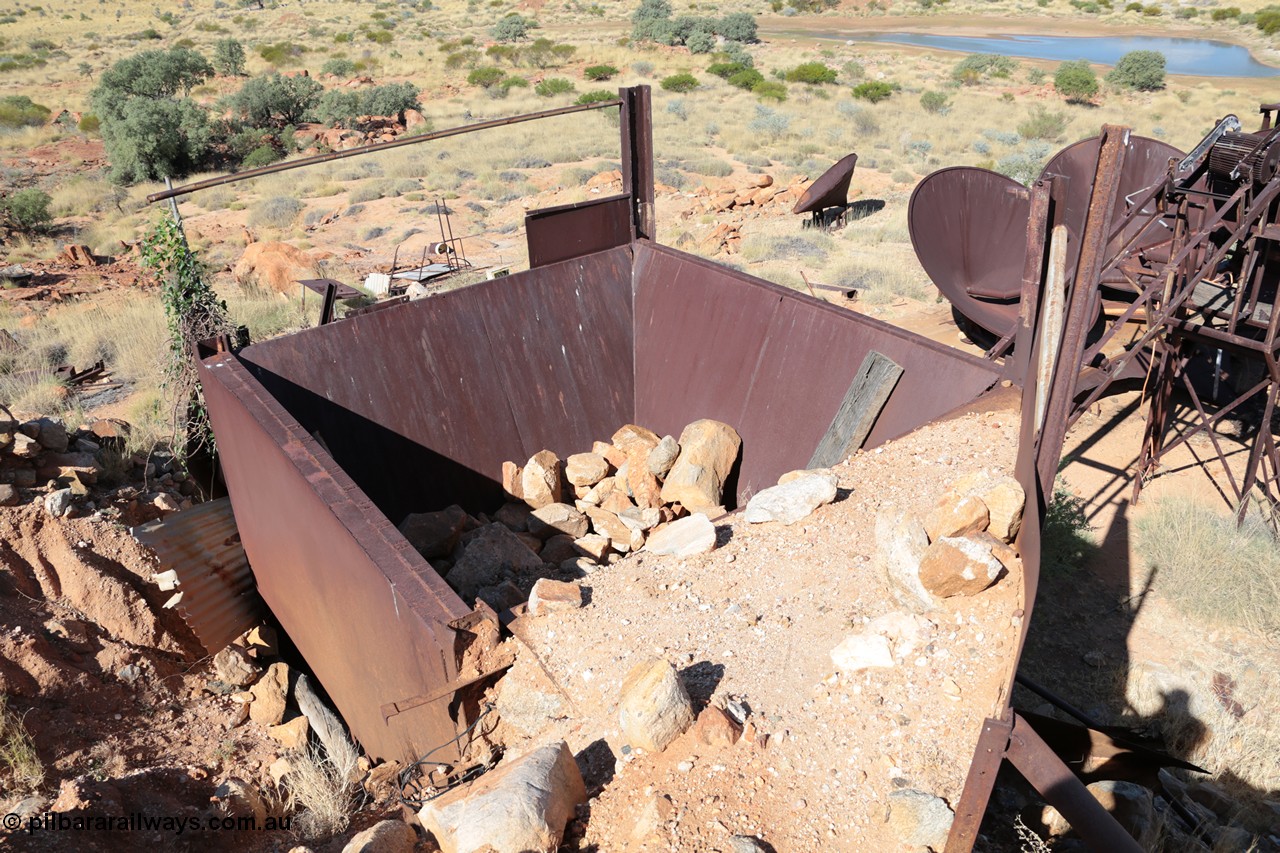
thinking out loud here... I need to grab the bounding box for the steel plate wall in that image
[235,247,635,524]
[632,243,1003,502]
[200,355,471,764]
[525,195,633,268]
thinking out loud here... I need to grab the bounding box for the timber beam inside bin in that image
[179,87,1140,850]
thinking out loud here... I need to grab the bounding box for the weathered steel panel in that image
[525,195,633,268]
[632,243,1003,501]
[236,246,635,524]
[200,354,471,764]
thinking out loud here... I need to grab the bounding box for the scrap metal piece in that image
[909,167,1031,337]
[135,497,265,655]
[792,153,858,218]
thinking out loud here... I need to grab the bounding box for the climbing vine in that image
[139,215,233,456]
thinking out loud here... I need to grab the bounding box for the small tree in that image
[686,30,715,54]
[1106,50,1165,90]
[227,72,323,126]
[491,13,533,42]
[1054,60,1099,103]
[729,68,765,90]
[213,38,246,76]
[660,72,699,93]
[631,0,675,43]
[0,188,53,233]
[534,77,575,97]
[467,66,506,88]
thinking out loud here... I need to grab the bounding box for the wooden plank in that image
[807,351,904,469]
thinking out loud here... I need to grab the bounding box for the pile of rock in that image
[397,420,741,609]
[688,172,808,215]
[876,469,1026,611]
[0,405,195,525]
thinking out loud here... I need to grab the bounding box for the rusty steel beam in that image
[146,99,623,203]
[620,85,655,241]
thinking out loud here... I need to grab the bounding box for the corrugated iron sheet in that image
[134,497,264,655]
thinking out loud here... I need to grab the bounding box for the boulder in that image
[249,662,290,727]
[693,705,742,747]
[212,644,260,688]
[11,432,41,459]
[398,505,470,559]
[341,819,417,853]
[1043,780,1155,848]
[830,632,894,673]
[619,658,694,753]
[35,418,68,452]
[917,536,1003,598]
[0,404,14,449]
[527,578,583,616]
[521,450,562,509]
[213,777,267,826]
[660,420,741,513]
[501,461,523,501]
[585,507,634,550]
[887,789,954,849]
[232,241,320,294]
[565,452,609,487]
[539,534,581,564]
[573,533,611,561]
[979,476,1025,542]
[528,503,589,540]
[924,494,990,542]
[743,472,837,525]
[267,715,310,751]
[420,741,587,853]
[644,514,715,557]
[876,510,934,612]
[44,488,73,518]
[0,484,18,507]
[446,524,541,601]
[611,424,660,455]
[646,435,680,478]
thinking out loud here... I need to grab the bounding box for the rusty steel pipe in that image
[1006,714,1145,853]
[146,99,623,203]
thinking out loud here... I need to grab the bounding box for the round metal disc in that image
[908,166,1030,338]
[1040,135,1185,288]
[793,153,859,214]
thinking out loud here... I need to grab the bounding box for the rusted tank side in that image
[632,243,1003,501]
[200,354,473,764]
[233,246,635,524]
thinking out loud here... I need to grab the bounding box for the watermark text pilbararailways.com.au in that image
[4,811,292,835]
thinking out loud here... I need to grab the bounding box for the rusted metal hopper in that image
[793,153,858,225]
[908,167,1030,338]
[1041,135,1185,289]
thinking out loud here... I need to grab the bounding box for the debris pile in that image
[0,405,195,526]
[398,420,741,609]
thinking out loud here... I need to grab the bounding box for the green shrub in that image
[717,11,758,42]
[366,29,394,44]
[241,144,282,169]
[1017,104,1068,140]
[1212,6,1241,20]
[312,82,420,124]
[729,68,765,90]
[467,66,506,88]
[0,188,53,233]
[576,90,616,105]
[78,114,100,133]
[1106,49,1165,90]
[320,58,357,77]
[1142,3,1162,13]
[258,41,306,66]
[1042,486,1096,573]
[1124,1,1143,9]
[228,72,322,126]
[785,61,837,84]
[1054,59,1099,103]
[851,81,894,103]
[708,61,746,79]
[952,53,1017,85]
[687,30,714,54]
[0,95,51,129]
[919,90,949,114]
[1175,6,1197,17]
[499,76,529,92]
[584,64,618,81]
[491,13,534,41]
[534,77,575,96]
[660,72,698,92]
[752,80,787,101]
[212,38,246,75]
